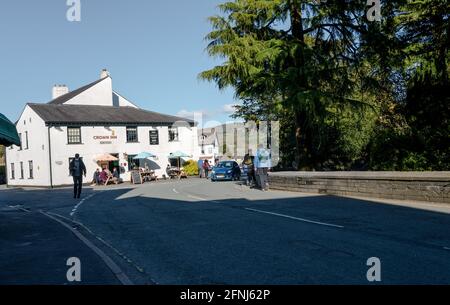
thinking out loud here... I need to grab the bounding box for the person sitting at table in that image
[91,168,101,186]
[112,167,122,184]
[99,168,108,184]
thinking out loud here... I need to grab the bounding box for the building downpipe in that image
[47,127,53,188]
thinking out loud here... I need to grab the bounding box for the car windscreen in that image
[216,162,233,168]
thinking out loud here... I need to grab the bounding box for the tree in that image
[200,0,386,169]
[201,0,449,170]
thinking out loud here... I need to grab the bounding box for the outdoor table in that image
[140,171,156,182]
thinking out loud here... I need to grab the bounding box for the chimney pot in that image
[52,84,69,99]
[100,69,110,79]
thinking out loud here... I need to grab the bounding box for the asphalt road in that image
[0,179,450,284]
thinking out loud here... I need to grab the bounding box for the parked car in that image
[211,161,241,182]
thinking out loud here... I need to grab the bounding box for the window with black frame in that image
[28,161,33,179]
[10,163,15,180]
[67,127,82,144]
[168,127,179,142]
[127,127,138,143]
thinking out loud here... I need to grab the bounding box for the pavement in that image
[1,178,450,284]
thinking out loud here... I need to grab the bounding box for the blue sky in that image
[0,0,238,126]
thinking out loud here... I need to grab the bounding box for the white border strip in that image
[40,210,133,285]
[245,208,344,229]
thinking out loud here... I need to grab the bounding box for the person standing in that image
[243,150,255,187]
[254,145,272,191]
[197,159,204,178]
[69,154,86,198]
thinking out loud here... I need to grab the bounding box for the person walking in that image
[254,145,272,191]
[69,154,86,198]
[203,159,210,179]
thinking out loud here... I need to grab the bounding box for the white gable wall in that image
[64,77,113,107]
[113,91,139,108]
[6,106,51,187]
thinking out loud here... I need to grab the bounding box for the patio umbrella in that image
[168,151,191,169]
[95,154,119,162]
[0,113,20,146]
[133,152,156,160]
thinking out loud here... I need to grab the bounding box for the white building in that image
[197,128,219,164]
[6,70,198,187]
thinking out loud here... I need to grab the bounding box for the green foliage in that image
[201,0,449,171]
[182,160,199,176]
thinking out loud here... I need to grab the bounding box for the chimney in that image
[100,69,110,79]
[52,84,69,99]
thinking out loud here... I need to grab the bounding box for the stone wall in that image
[268,172,450,203]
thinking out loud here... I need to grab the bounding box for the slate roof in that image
[198,130,217,145]
[27,76,195,126]
[28,104,195,126]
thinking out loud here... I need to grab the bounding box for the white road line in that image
[70,193,96,217]
[187,194,221,204]
[245,208,344,229]
[172,188,179,194]
[40,211,133,285]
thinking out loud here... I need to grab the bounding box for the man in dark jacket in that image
[69,154,87,199]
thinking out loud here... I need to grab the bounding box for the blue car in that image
[211,161,241,182]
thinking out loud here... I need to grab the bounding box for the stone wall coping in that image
[270,171,450,182]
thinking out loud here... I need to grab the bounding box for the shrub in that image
[182,160,199,176]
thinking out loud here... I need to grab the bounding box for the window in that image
[28,161,33,179]
[18,133,22,150]
[126,127,138,143]
[67,127,82,144]
[20,162,24,179]
[168,127,179,142]
[25,131,29,149]
[149,130,159,145]
[10,163,15,180]
[127,155,139,171]
[208,147,213,154]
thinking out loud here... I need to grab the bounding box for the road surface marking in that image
[187,194,221,204]
[70,193,96,217]
[46,212,158,284]
[172,188,179,194]
[40,211,133,285]
[245,208,344,229]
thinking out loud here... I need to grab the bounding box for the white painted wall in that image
[197,134,220,164]
[7,73,199,187]
[64,77,113,107]
[31,124,197,186]
[6,105,51,187]
[113,91,139,108]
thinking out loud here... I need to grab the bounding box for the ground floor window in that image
[20,162,24,179]
[10,163,15,180]
[28,161,33,179]
[127,154,139,171]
